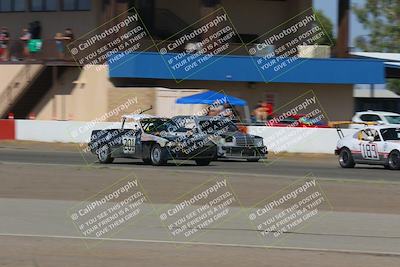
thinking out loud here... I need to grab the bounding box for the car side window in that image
[359,129,381,141]
[360,114,381,122]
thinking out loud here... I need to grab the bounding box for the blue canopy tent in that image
[176,90,251,122]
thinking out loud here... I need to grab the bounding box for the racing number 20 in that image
[123,136,136,154]
[360,143,379,160]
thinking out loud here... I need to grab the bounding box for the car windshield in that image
[380,128,400,141]
[140,118,178,134]
[172,117,197,132]
[384,116,400,124]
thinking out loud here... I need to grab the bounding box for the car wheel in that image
[151,144,167,166]
[339,148,355,168]
[247,158,260,162]
[387,150,400,170]
[97,144,114,164]
[195,159,211,166]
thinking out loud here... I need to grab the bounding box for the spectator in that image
[20,28,32,58]
[54,28,75,60]
[29,21,42,39]
[54,32,65,60]
[63,28,74,60]
[253,101,269,122]
[219,103,234,118]
[0,27,10,61]
[64,28,74,43]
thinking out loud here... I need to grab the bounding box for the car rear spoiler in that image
[328,121,378,139]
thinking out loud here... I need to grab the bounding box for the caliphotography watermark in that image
[67,7,153,72]
[248,174,332,245]
[67,96,141,164]
[158,177,240,243]
[247,7,334,83]
[146,90,263,166]
[68,176,151,248]
[251,90,330,166]
[156,7,241,83]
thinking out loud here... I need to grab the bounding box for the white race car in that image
[335,125,400,170]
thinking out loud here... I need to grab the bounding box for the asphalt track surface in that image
[0,147,399,182]
[0,146,400,267]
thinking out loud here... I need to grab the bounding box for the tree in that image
[314,10,336,46]
[354,0,400,94]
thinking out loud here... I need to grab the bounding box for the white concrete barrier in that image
[14,120,358,154]
[15,120,119,143]
[248,126,357,154]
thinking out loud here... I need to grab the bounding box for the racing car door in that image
[356,128,383,162]
[120,121,142,158]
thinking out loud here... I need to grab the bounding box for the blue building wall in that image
[108,52,385,85]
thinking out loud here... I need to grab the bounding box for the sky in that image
[313,0,369,49]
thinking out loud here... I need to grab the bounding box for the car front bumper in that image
[219,146,268,159]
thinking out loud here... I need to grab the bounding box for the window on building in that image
[14,0,26,11]
[77,0,90,10]
[0,0,26,12]
[31,0,58,11]
[0,0,11,12]
[62,0,91,11]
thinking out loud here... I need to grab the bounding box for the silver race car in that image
[172,116,268,162]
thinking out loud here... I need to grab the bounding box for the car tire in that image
[387,150,400,170]
[339,148,355,168]
[247,158,260,162]
[195,159,212,166]
[97,144,114,164]
[150,144,167,166]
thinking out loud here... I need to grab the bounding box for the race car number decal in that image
[360,143,379,160]
[122,136,136,154]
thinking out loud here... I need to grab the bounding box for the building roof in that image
[351,52,400,62]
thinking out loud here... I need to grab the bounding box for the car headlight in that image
[255,138,264,147]
[218,137,225,146]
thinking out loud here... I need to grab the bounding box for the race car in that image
[335,125,400,170]
[172,115,268,162]
[88,113,217,166]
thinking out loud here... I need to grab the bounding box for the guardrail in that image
[1,38,331,63]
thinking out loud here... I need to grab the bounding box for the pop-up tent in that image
[176,90,247,106]
[176,90,250,122]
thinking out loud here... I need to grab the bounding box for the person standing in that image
[63,28,74,60]
[20,28,32,59]
[54,32,65,60]
[0,27,10,61]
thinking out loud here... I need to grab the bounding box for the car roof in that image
[355,111,400,116]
